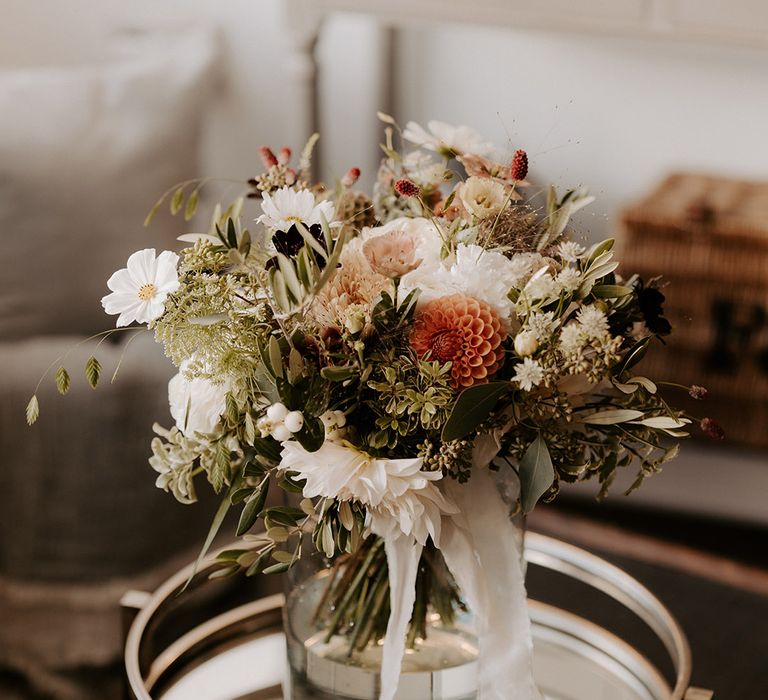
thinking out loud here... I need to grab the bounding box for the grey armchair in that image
[0,26,221,699]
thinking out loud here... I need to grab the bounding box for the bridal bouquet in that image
[29,115,718,699]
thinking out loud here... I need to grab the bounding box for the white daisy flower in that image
[555,267,582,294]
[525,311,558,341]
[101,248,180,327]
[512,357,545,392]
[524,271,557,302]
[577,305,610,339]
[403,120,493,156]
[558,323,585,355]
[257,186,336,231]
[557,240,586,263]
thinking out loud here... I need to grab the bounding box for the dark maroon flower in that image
[636,281,672,336]
[266,223,326,270]
[394,178,420,198]
[510,149,528,181]
[700,417,725,441]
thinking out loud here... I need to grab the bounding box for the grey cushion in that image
[0,27,218,339]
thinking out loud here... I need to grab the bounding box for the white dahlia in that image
[168,363,232,437]
[279,440,457,546]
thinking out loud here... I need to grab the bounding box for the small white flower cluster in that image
[512,357,545,391]
[257,402,304,442]
[320,409,347,440]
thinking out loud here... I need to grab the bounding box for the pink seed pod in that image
[342,167,361,188]
[278,147,292,165]
[259,146,278,169]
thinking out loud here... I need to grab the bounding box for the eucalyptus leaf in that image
[626,376,657,394]
[519,435,555,513]
[263,561,292,575]
[617,337,651,374]
[441,381,509,441]
[236,482,269,536]
[294,415,324,452]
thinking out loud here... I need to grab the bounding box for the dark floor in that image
[530,500,768,699]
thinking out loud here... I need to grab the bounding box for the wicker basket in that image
[619,173,768,448]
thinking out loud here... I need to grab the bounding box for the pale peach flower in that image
[458,176,508,220]
[309,238,390,329]
[363,230,422,278]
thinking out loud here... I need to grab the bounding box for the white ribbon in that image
[378,535,423,700]
[376,465,540,699]
[441,471,541,699]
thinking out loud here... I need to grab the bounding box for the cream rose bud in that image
[458,176,507,220]
[284,410,304,433]
[362,230,422,278]
[514,330,539,357]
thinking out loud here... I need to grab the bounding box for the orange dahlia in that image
[410,293,505,388]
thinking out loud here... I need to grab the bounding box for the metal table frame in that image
[124,533,713,700]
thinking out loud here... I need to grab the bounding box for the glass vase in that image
[282,468,525,700]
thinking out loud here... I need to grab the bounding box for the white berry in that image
[271,424,292,442]
[266,402,288,421]
[284,410,304,433]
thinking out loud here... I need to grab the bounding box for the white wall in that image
[0,0,383,184]
[4,2,766,242]
[391,23,768,242]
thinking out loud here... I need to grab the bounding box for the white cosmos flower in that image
[168,362,232,437]
[280,440,457,546]
[402,151,445,187]
[101,248,180,327]
[257,186,335,231]
[403,120,493,156]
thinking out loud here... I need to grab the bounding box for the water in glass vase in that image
[284,567,479,700]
